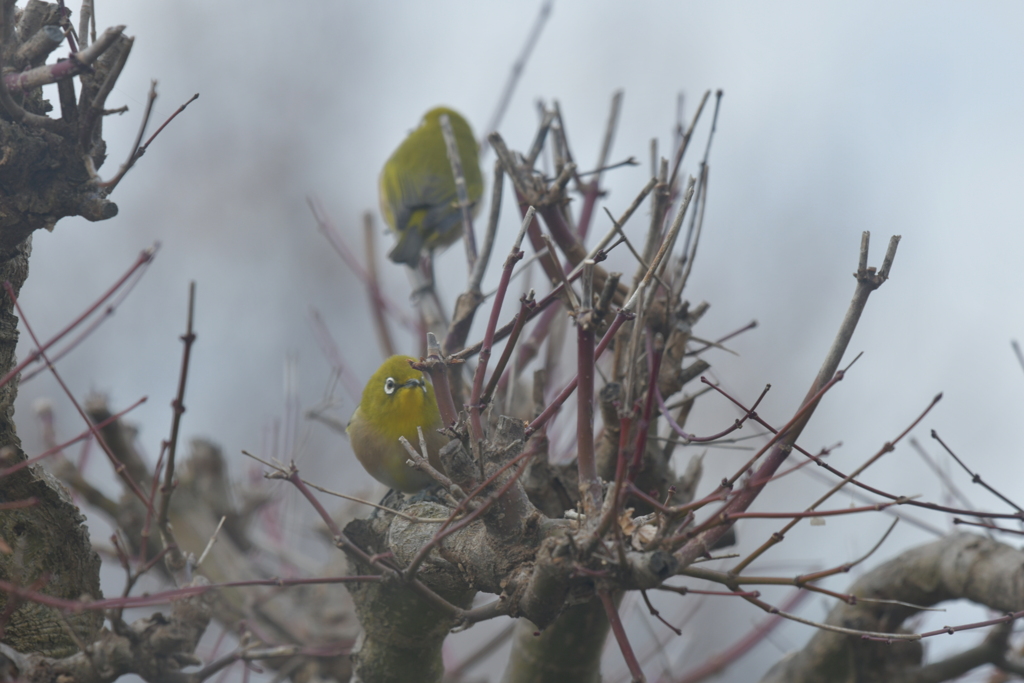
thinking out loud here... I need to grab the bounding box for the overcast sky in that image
[17,2,1024,681]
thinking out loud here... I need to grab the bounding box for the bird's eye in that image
[384,377,396,395]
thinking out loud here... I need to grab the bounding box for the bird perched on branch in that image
[379,107,483,267]
[346,355,447,492]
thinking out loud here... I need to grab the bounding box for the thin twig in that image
[728,393,938,575]
[909,437,981,521]
[575,90,623,238]
[468,161,505,294]
[481,291,535,407]
[195,516,227,566]
[277,461,471,620]
[667,90,710,190]
[102,90,199,191]
[2,246,157,388]
[439,113,478,274]
[306,307,364,402]
[673,590,807,683]
[308,196,419,333]
[576,261,599,516]
[242,450,448,523]
[467,207,532,440]
[401,432,463,498]
[157,282,197,571]
[565,176,658,282]
[414,334,459,428]
[931,430,1023,513]
[600,590,646,682]
[402,444,536,580]
[99,81,156,188]
[1012,340,1024,375]
[525,305,634,437]
[541,234,579,311]
[363,213,396,357]
[672,164,709,300]
[676,233,902,567]
[623,178,697,311]
[4,285,151,508]
[480,0,552,157]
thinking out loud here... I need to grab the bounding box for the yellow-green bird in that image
[379,107,484,267]
[347,355,447,492]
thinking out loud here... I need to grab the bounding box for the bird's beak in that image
[400,378,425,390]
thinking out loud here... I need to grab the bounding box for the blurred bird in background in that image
[379,107,484,267]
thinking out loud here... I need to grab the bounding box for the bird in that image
[379,107,484,267]
[346,355,447,492]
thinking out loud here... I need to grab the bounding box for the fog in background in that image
[16,2,1024,681]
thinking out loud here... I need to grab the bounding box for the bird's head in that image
[358,355,440,435]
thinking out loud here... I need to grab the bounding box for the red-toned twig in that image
[525,305,632,437]
[953,518,1024,535]
[136,443,167,580]
[2,246,156,388]
[467,207,533,440]
[453,265,579,363]
[480,292,536,407]
[656,381,769,444]
[402,446,534,581]
[3,25,123,94]
[156,282,196,569]
[306,306,363,402]
[273,460,482,623]
[526,180,696,438]
[628,330,664,480]
[575,90,623,240]
[660,370,854,547]
[676,233,901,567]
[705,380,1020,527]
[576,261,600,516]
[479,0,552,156]
[4,282,150,505]
[727,391,940,575]
[524,303,634,440]
[413,334,459,429]
[22,262,154,383]
[0,573,381,615]
[308,196,419,334]
[600,589,646,683]
[721,500,907,522]
[659,586,761,598]
[0,499,37,510]
[492,293,559,396]
[0,397,146,479]
[669,589,808,683]
[667,90,710,191]
[640,589,681,636]
[685,319,758,357]
[931,430,1023,513]
[363,213,396,358]
[473,164,507,294]
[401,435,539,580]
[192,642,354,683]
[101,88,199,191]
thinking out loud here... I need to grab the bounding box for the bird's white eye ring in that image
[384,377,396,395]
